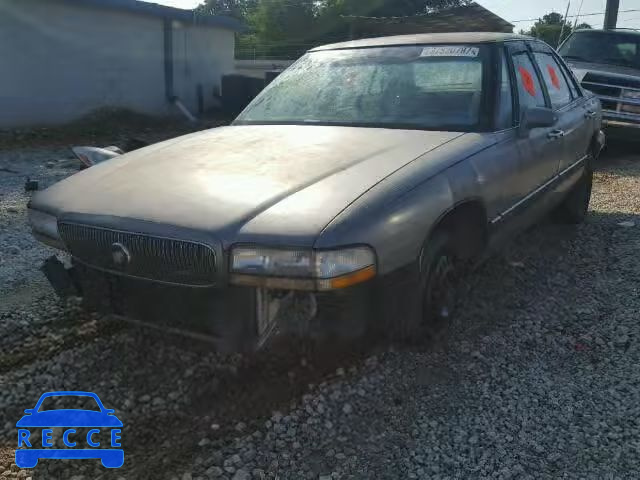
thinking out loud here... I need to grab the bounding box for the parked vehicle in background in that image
[28,33,605,353]
[559,29,640,137]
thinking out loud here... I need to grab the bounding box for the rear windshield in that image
[559,31,640,70]
[38,395,101,412]
[235,45,488,131]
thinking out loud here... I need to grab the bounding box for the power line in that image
[619,16,640,24]
[509,8,640,23]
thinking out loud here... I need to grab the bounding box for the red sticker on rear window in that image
[518,66,536,97]
[547,65,561,90]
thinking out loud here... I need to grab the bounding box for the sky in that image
[154,0,640,31]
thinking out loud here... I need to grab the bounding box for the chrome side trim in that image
[491,155,588,225]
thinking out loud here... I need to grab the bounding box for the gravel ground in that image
[0,143,639,479]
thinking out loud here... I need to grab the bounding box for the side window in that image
[534,52,573,109]
[557,57,581,99]
[511,52,546,111]
[496,54,514,129]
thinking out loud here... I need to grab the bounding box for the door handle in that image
[547,129,565,140]
[584,110,597,119]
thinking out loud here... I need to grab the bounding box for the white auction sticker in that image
[420,46,480,57]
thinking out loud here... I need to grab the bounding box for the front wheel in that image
[419,232,458,339]
[553,160,593,224]
[390,231,459,343]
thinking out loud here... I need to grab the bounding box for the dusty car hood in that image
[32,125,463,245]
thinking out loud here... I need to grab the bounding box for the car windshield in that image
[235,45,487,131]
[38,395,101,412]
[559,31,640,70]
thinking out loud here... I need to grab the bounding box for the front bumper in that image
[71,261,372,353]
[48,257,420,353]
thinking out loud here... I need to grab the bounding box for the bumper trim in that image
[603,119,640,129]
[602,110,640,129]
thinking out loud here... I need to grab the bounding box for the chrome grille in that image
[582,72,640,122]
[58,223,217,286]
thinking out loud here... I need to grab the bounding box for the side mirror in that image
[24,409,33,415]
[519,107,557,137]
[105,409,115,415]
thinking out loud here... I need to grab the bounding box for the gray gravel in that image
[1,145,639,479]
[0,149,74,296]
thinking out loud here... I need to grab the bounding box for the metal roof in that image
[312,32,529,51]
[64,0,244,31]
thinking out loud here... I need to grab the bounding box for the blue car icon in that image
[16,391,123,469]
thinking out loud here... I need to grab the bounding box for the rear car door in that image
[531,43,591,172]
[507,42,561,200]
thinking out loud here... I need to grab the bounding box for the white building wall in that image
[173,23,235,113]
[0,0,236,128]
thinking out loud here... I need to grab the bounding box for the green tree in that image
[317,0,470,17]
[314,0,472,46]
[197,0,477,59]
[248,0,316,43]
[522,12,592,48]
[195,0,257,20]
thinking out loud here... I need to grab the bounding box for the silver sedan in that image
[28,32,605,352]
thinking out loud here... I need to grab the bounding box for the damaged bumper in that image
[44,258,330,353]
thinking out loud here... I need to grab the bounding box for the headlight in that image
[230,245,376,291]
[28,209,65,249]
[231,247,313,278]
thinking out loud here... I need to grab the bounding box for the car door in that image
[507,42,562,202]
[531,43,591,172]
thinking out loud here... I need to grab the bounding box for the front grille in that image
[581,72,640,122]
[58,223,217,286]
[582,72,640,91]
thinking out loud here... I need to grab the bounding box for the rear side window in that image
[511,53,546,110]
[534,52,573,109]
[496,54,514,129]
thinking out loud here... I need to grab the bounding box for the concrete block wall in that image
[0,0,235,128]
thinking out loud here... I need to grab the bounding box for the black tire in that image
[390,231,458,343]
[553,159,593,224]
[418,231,458,340]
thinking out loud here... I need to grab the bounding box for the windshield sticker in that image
[547,65,561,90]
[518,66,537,97]
[420,46,479,58]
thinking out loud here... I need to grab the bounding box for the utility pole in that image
[604,0,619,30]
[558,1,570,46]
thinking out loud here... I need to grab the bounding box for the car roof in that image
[311,32,531,52]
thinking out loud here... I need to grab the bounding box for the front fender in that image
[315,174,454,275]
